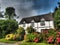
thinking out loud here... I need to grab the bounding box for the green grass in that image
[20,42,51,45]
[0,38,18,43]
[19,41,51,45]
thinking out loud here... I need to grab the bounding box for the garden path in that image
[0,41,20,45]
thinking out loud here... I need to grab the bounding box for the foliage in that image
[25,33,42,42]
[26,26,36,33]
[0,20,18,38]
[16,27,25,35]
[47,29,57,39]
[25,33,37,42]
[0,12,3,17]
[16,27,25,41]
[5,34,15,40]
[47,36,54,43]
[54,8,60,29]
[5,7,16,20]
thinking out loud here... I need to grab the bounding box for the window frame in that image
[31,20,34,27]
[23,21,25,27]
[40,18,45,26]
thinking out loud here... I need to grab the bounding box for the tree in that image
[54,7,60,29]
[0,12,3,17]
[0,20,18,38]
[5,7,16,20]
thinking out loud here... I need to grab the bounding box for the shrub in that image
[5,34,15,40]
[25,33,36,42]
[25,33,42,42]
[56,37,60,44]
[47,29,57,39]
[16,27,25,41]
[26,26,36,33]
[0,20,18,38]
[47,36,54,43]
[16,27,25,35]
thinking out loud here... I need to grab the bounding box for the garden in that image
[17,27,60,45]
[1,23,60,45]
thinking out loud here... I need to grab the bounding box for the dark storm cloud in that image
[1,0,37,19]
[0,0,59,22]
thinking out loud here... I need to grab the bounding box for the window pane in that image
[41,21,45,26]
[23,23,25,27]
[31,22,34,27]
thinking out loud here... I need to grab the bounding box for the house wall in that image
[19,21,54,32]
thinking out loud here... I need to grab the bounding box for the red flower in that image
[34,38,39,43]
[57,32,60,35]
[56,37,60,43]
[47,36,53,43]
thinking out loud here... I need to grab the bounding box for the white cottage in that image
[19,13,54,32]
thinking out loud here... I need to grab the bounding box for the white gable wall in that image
[19,20,54,32]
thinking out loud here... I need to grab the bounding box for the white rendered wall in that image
[19,21,54,32]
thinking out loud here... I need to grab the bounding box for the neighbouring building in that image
[19,13,54,32]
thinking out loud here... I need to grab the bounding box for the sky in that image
[0,0,60,22]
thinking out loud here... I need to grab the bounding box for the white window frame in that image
[40,18,45,26]
[31,20,34,27]
[23,21,25,27]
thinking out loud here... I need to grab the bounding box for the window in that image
[40,18,45,26]
[31,20,34,27]
[23,21,25,27]
[31,22,34,27]
[23,23,25,27]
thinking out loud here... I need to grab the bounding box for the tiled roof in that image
[19,13,54,24]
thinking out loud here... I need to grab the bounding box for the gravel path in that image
[0,43,17,45]
[0,42,20,45]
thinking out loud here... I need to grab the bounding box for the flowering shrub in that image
[47,36,54,43]
[5,34,16,40]
[25,33,36,42]
[33,37,39,43]
[56,37,60,43]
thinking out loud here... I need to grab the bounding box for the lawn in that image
[19,41,51,45]
[0,38,18,43]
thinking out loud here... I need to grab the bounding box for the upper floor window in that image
[31,20,34,27]
[23,21,25,27]
[40,18,45,26]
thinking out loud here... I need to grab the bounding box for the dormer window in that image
[23,21,25,27]
[40,18,45,26]
[31,20,34,27]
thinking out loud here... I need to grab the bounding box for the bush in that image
[25,33,42,42]
[0,20,18,38]
[25,33,36,42]
[5,34,16,40]
[16,27,25,41]
[26,26,36,33]
[47,29,57,40]
[16,27,25,35]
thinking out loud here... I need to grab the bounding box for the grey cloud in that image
[0,0,37,21]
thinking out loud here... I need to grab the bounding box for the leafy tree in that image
[0,20,18,38]
[5,7,16,20]
[0,12,3,17]
[54,8,60,29]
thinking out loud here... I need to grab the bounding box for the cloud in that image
[0,0,59,22]
[1,0,37,19]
